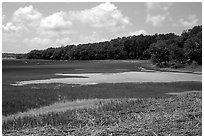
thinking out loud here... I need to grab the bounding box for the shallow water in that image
[11,71,202,86]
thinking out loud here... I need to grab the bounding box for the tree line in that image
[25,25,202,66]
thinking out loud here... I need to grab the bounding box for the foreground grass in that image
[3,92,202,136]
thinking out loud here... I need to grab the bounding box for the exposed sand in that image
[11,71,202,86]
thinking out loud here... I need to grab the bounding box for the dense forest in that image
[24,25,202,67]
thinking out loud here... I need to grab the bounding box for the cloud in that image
[146,14,166,27]
[3,3,132,52]
[145,3,172,27]
[69,2,130,28]
[179,14,198,27]
[4,5,43,33]
[146,3,160,11]
[55,37,71,46]
[78,32,107,44]
[79,32,100,44]
[38,2,130,41]
[2,22,22,32]
[13,5,42,25]
[130,30,147,36]
[2,14,6,22]
[146,2,172,12]
[40,11,72,31]
[23,37,52,46]
[23,36,71,48]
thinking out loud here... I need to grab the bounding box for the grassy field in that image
[3,92,202,136]
[2,59,202,116]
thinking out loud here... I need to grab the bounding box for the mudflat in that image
[12,71,201,86]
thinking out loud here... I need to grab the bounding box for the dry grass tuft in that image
[3,92,202,136]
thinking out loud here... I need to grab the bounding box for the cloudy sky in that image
[2,2,202,53]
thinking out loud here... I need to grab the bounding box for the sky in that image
[2,2,202,53]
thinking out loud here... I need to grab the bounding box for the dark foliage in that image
[149,40,171,67]
[25,26,202,66]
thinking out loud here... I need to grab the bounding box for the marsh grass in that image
[3,92,202,136]
[3,81,202,116]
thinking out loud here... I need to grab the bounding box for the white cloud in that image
[78,32,107,44]
[146,14,166,27]
[55,37,71,46]
[69,2,130,28]
[23,37,52,46]
[2,14,6,22]
[145,3,172,27]
[40,11,72,31]
[23,37,71,49]
[146,2,172,12]
[130,30,147,36]
[146,3,159,11]
[13,5,42,24]
[5,5,43,33]
[179,14,198,27]
[2,22,22,32]
[3,3,132,52]
[2,31,21,43]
